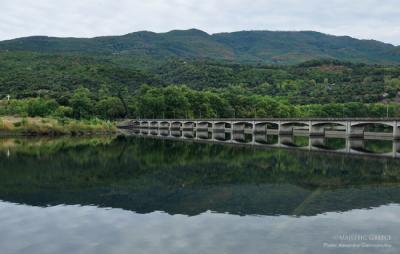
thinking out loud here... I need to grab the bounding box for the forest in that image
[1,51,400,120]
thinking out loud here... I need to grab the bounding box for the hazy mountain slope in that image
[0,29,398,64]
[213,31,397,64]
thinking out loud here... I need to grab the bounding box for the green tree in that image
[27,98,58,117]
[96,97,126,119]
[69,87,93,119]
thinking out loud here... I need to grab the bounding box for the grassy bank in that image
[0,116,116,136]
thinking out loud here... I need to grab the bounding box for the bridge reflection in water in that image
[125,128,400,158]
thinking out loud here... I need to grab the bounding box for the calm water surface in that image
[0,136,399,254]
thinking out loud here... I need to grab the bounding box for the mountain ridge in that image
[0,29,399,64]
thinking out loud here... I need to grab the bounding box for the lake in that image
[0,135,399,254]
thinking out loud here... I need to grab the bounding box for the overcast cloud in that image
[0,0,399,45]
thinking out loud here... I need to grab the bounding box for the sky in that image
[0,0,399,45]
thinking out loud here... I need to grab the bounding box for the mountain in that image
[0,29,399,64]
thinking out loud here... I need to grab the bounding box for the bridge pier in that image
[394,122,400,139]
[120,119,400,142]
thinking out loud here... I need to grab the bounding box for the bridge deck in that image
[128,118,400,122]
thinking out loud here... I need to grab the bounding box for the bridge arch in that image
[197,121,212,130]
[183,121,196,130]
[254,121,279,132]
[310,122,346,136]
[150,121,159,128]
[141,121,149,128]
[159,121,170,129]
[214,121,231,130]
[170,121,182,130]
[279,121,309,135]
[350,122,395,138]
[233,121,253,132]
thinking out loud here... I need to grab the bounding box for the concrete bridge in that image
[118,118,400,139]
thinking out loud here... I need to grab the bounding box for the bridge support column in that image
[394,121,400,139]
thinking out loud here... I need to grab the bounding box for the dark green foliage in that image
[1,29,399,64]
[95,97,125,119]
[69,87,93,119]
[27,98,58,117]
[1,137,400,216]
[1,42,400,119]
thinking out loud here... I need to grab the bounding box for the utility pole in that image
[386,103,389,118]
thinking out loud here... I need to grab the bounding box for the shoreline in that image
[0,116,117,136]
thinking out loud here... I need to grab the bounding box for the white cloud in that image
[0,0,399,44]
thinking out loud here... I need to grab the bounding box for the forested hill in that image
[0,29,399,65]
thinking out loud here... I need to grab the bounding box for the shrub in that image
[27,98,59,117]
